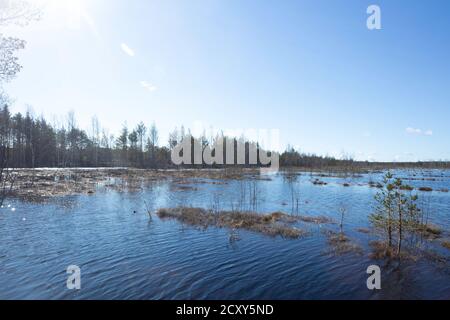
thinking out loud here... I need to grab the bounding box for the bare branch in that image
[0,0,42,26]
[0,35,26,82]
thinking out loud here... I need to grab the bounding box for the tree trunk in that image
[387,206,392,247]
[397,204,403,256]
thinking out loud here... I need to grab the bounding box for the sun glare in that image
[51,0,84,25]
[29,0,87,29]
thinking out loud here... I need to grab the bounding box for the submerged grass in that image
[298,215,334,224]
[324,230,363,255]
[312,179,327,186]
[10,168,262,200]
[368,240,448,265]
[413,223,443,239]
[156,207,309,239]
[369,240,398,259]
[442,240,450,250]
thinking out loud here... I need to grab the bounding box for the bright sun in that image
[49,0,84,16]
[27,0,89,30]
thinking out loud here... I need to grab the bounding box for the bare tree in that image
[0,144,15,206]
[0,36,26,82]
[147,122,158,166]
[0,0,41,83]
[91,116,100,166]
[338,203,347,234]
[136,122,146,153]
[0,92,13,205]
[0,0,41,27]
[136,122,146,166]
[168,127,179,150]
[0,1,41,205]
[283,170,300,215]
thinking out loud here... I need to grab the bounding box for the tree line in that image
[0,101,170,168]
[1,101,361,169]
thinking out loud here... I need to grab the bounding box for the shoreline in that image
[5,167,450,201]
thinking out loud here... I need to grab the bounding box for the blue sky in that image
[3,0,450,161]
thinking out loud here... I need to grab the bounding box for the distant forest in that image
[1,102,449,170]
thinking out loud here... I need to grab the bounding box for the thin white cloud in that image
[406,127,433,136]
[121,43,135,57]
[406,127,422,135]
[140,81,157,92]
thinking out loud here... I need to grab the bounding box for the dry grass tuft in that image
[413,223,442,239]
[156,207,308,239]
[170,185,198,192]
[369,240,397,259]
[368,240,421,261]
[369,182,383,188]
[441,240,450,250]
[312,179,327,186]
[10,168,260,201]
[325,231,363,255]
[298,215,334,224]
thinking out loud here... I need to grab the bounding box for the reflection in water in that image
[0,169,449,299]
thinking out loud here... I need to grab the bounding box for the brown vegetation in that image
[8,168,264,200]
[441,241,450,250]
[369,240,402,259]
[156,207,308,239]
[325,230,363,255]
[298,215,334,224]
[413,223,442,239]
[312,179,327,186]
[369,238,449,264]
[369,182,383,188]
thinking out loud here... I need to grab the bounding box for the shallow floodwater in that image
[0,169,449,299]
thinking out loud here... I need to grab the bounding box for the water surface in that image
[0,169,449,299]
